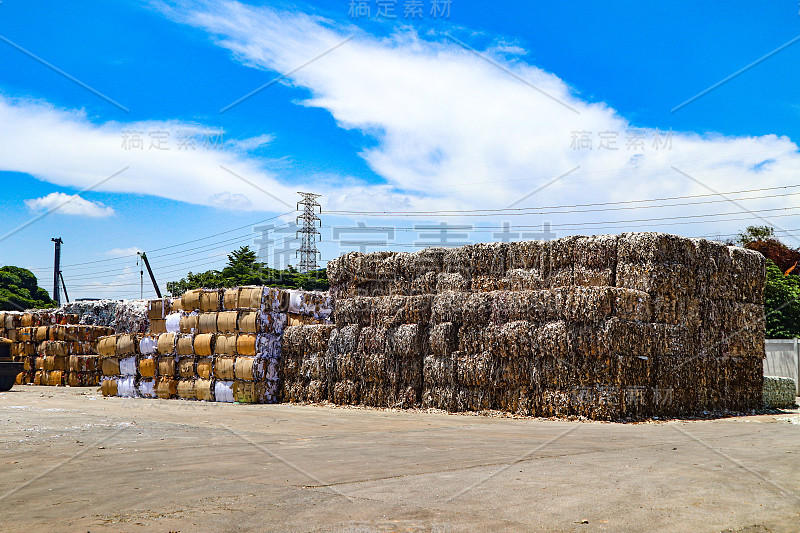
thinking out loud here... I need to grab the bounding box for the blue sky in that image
[1,0,799,300]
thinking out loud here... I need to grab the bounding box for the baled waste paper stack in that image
[101,286,331,403]
[0,311,113,387]
[324,233,766,419]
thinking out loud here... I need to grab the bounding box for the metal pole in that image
[51,238,62,306]
[140,253,162,298]
[59,271,70,303]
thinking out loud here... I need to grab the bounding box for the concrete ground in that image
[0,388,798,533]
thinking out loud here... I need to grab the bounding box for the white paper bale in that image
[165,312,181,333]
[214,380,235,402]
[117,376,137,398]
[139,336,158,356]
[119,356,137,377]
[138,379,157,398]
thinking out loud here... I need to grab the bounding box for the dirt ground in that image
[0,387,798,533]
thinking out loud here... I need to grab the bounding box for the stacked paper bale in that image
[99,334,139,397]
[4,317,112,387]
[281,324,335,402]
[326,233,766,419]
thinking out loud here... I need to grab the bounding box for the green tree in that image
[166,246,328,296]
[735,225,775,247]
[0,266,57,311]
[764,258,800,338]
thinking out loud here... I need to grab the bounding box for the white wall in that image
[764,339,800,395]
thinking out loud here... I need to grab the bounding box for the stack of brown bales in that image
[323,233,765,419]
[2,312,114,387]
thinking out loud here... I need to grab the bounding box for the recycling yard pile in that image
[98,287,332,403]
[2,233,777,419]
[1,311,115,387]
[301,232,768,419]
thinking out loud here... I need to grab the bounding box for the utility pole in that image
[51,238,63,306]
[296,192,322,273]
[138,252,162,298]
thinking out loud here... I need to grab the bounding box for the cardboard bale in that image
[214,334,237,356]
[156,378,178,399]
[194,333,215,357]
[360,381,396,408]
[176,335,194,356]
[429,322,458,357]
[196,357,214,380]
[177,379,196,400]
[101,379,117,397]
[234,381,265,403]
[334,352,362,381]
[217,311,238,334]
[139,357,157,379]
[195,378,214,401]
[157,332,176,355]
[421,384,457,411]
[214,356,236,380]
[181,289,202,311]
[388,324,423,358]
[431,291,471,324]
[198,313,218,334]
[179,313,199,334]
[177,356,196,379]
[68,372,99,387]
[199,289,222,312]
[455,387,492,412]
[329,325,361,355]
[97,336,117,358]
[157,356,177,378]
[236,334,257,356]
[101,357,120,377]
[436,272,471,293]
[332,380,360,404]
[728,246,766,304]
[572,234,618,287]
[234,356,264,381]
[362,352,392,382]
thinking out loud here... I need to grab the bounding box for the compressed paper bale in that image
[460,292,492,326]
[177,357,196,379]
[236,334,257,356]
[455,351,495,387]
[138,379,157,398]
[139,335,158,356]
[301,380,327,403]
[176,335,194,356]
[197,313,218,334]
[281,326,305,358]
[362,352,392,382]
[234,357,263,381]
[455,387,492,412]
[422,385,457,411]
[165,312,181,334]
[502,268,548,291]
[457,326,490,355]
[264,287,291,313]
[388,324,423,358]
[329,325,361,355]
[357,326,387,354]
[533,321,571,359]
[101,379,117,397]
[728,246,766,304]
[223,288,238,310]
[763,376,796,408]
[68,372,99,387]
[181,289,202,311]
[492,321,536,361]
[217,311,238,333]
[334,352,362,381]
[431,291,471,324]
[619,232,699,266]
[409,271,437,295]
[157,356,176,378]
[360,381,394,408]
[154,378,177,399]
[436,272,471,293]
[612,289,653,322]
[615,262,696,300]
[237,311,258,334]
[193,333,215,357]
[234,381,265,403]
[557,287,616,323]
[43,355,67,372]
[177,379,197,400]
[332,380,360,404]
[213,334,236,356]
[157,332,176,355]
[281,355,302,380]
[326,252,356,286]
[195,378,214,401]
[260,311,288,335]
[332,297,370,326]
[507,240,549,275]
[179,313,199,334]
[139,357,157,378]
[97,336,117,358]
[572,234,618,287]
[69,354,98,373]
[546,236,583,287]
[423,353,457,389]
[300,354,327,381]
[402,247,448,281]
[101,357,120,377]
[34,326,48,342]
[306,324,335,353]
[119,356,137,377]
[196,357,213,380]
[429,322,458,357]
[651,296,701,326]
[214,356,236,380]
[170,298,184,313]
[116,376,137,398]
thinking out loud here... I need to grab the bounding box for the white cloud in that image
[154,1,800,235]
[24,192,115,217]
[105,247,142,257]
[227,133,275,152]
